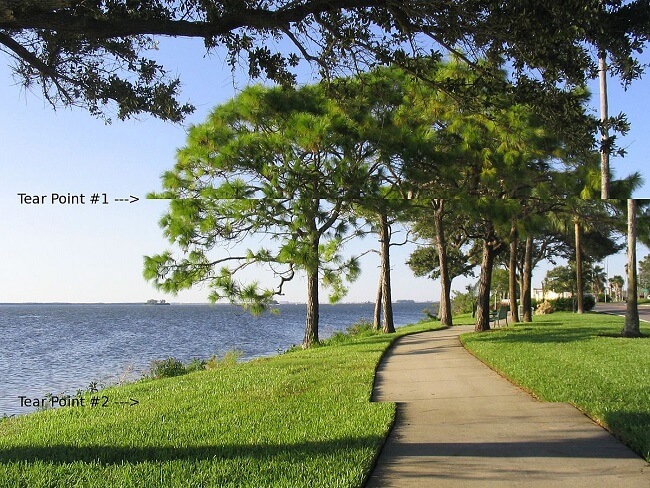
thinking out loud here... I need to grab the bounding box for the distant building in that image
[532,289,572,302]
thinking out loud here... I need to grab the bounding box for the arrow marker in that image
[114,398,139,406]
[114,196,139,203]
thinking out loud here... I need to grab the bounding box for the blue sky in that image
[0,38,648,304]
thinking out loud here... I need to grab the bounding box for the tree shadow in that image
[381,405,647,462]
[601,410,650,462]
[0,435,385,465]
[598,332,649,339]
[470,326,600,344]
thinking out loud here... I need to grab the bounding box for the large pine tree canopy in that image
[1,0,649,121]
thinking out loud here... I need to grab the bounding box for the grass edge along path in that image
[460,312,650,462]
[0,321,444,487]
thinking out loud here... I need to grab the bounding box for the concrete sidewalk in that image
[365,326,649,487]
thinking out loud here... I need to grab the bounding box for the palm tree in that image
[610,275,624,302]
[591,264,607,298]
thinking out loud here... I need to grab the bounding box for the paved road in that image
[366,326,649,487]
[595,302,650,322]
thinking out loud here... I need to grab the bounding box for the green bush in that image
[185,358,206,373]
[326,320,377,345]
[149,357,186,379]
[346,319,375,336]
[452,290,476,315]
[550,295,595,312]
[552,297,574,311]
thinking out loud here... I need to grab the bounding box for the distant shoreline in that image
[0,301,437,306]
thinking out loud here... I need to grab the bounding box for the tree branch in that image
[0,31,74,103]
[1,1,383,40]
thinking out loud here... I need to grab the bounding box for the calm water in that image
[0,302,434,416]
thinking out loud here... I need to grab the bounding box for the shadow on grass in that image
[602,410,650,462]
[598,332,649,339]
[466,326,603,345]
[0,436,385,465]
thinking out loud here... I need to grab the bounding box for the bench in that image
[489,305,509,327]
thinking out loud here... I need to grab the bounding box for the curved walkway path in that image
[366,326,649,487]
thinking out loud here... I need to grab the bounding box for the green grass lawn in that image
[0,321,442,487]
[460,312,650,461]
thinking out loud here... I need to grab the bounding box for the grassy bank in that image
[0,321,442,487]
[460,312,650,461]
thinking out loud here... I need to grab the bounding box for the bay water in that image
[0,302,435,417]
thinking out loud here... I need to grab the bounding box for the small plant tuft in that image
[346,319,375,336]
[205,350,243,370]
[185,358,207,373]
[326,319,378,345]
[149,357,186,379]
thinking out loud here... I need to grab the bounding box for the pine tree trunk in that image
[373,272,382,331]
[379,212,395,333]
[303,269,320,347]
[433,200,453,325]
[599,52,611,199]
[623,199,642,337]
[475,238,499,332]
[575,219,584,313]
[302,224,320,348]
[508,224,520,323]
[521,235,533,322]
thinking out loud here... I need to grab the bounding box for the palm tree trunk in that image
[623,199,642,337]
[521,235,534,322]
[508,224,520,323]
[599,52,611,199]
[575,219,584,313]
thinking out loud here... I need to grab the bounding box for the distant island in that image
[145,299,170,305]
[395,299,416,303]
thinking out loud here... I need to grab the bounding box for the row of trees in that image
[4,1,648,343]
[144,60,649,347]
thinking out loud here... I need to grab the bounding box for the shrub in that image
[550,295,595,312]
[150,357,186,379]
[205,350,243,370]
[552,297,574,311]
[346,319,375,336]
[452,290,476,315]
[185,358,206,373]
[536,300,555,315]
[583,294,596,311]
[326,320,376,345]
